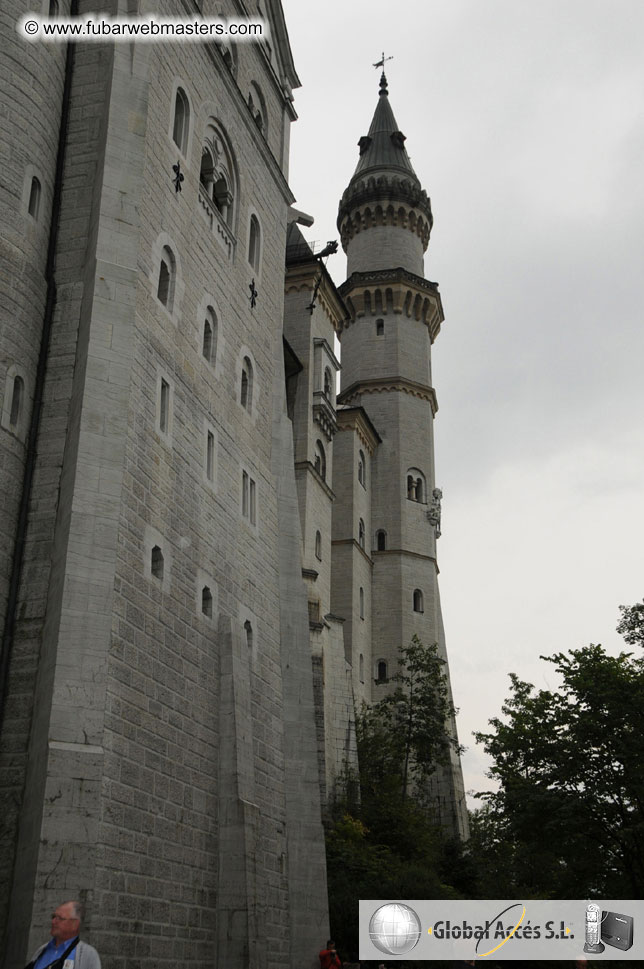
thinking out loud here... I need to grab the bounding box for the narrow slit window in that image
[241,357,253,410]
[315,530,322,561]
[28,177,41,219]
[359,586,364,620]
[203,320,213,361]
[248,215,261,272]
[151,545,164,580]
[10,376,24,427]
[157,246,175,310]
[314,440,326,481]
[358,450,366,487]
[249,478,256,525]
[242,470,249,517]
[206,431,215,481]
[159,379,169,434]
[172,87,190,154]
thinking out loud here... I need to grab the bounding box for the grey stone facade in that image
[0,3,327,967]
[0,6,468,968]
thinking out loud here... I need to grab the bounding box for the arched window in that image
[248,81,268,134]
[413,589,424,613]
[376,660,388,683]
[241,356,253,410]
[203,320,213,361]
[157,246,176,311]
[376,318,384,336]
[28,177,41,220]
[406,468,426,503]
[359,586,364,620]
[358,450,366,487]
[248,214,261,272]
[221,40,238,75]
[9,376,24,427]
[200,146,215,197]
[359,653,364,683]
[213,176,233,224]
[324,368,333,398]
[49,0,59,16]
[314,440,326,481]
[376,529,387,552]
[172,87,190,155]
[200,123,236,227]
[244,619,253,651]
[202,307,217,364]
[151,545,164,580]
[358,519,365,550]
[202,586,213,617]
[315,530,322,561]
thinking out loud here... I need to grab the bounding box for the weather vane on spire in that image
[373,51,393,71]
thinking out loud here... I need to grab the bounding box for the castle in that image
[0,2,467,967]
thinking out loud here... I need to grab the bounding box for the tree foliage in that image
[474,601,644,897]
[325,637,466,956]
[358,635,462,803]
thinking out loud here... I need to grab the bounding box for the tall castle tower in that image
[332,72,468,837]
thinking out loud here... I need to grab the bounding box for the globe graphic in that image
[369,902,422,955]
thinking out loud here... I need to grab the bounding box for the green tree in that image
[474,607,644,896]
[324,637,467,954]
[358,635,462,804]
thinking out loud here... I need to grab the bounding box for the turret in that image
[337,72,433,278]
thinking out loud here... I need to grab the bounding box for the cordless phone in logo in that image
[584,903,605,954]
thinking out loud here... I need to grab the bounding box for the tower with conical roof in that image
[331,72,468,836]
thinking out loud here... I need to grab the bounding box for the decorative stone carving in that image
[427,487,442,538]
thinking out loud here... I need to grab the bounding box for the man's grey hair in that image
[68,901,84,922]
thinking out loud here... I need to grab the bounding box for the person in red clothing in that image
[319,940,341,969]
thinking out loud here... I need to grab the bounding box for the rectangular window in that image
[249,478,256,525]
[242,470,249,517]
[242,470,257,525]
[160,378,169,433]
[206,430,214,481]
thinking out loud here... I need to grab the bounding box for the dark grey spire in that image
[350,74,419,184]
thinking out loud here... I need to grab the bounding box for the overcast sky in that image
[281,0,644,802]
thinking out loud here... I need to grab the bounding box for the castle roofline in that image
[335,404,381,451]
